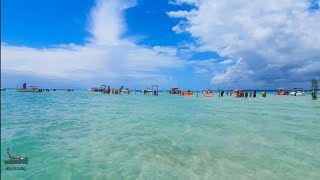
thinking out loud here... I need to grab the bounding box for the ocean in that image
[1,90,320,179]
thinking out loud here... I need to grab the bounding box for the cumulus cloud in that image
[172,24,184,34]
[152,46,177,56]
[1,0,183,88]
[168,0,199,6]
[187,58,217,75]
[166,10,196,18]
[168,0,320,89]
[219,59,233,65]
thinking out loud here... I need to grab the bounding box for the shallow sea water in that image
[1,90,320,179]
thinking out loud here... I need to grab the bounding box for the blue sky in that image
[2,0,94,46]
[2,0,320,90]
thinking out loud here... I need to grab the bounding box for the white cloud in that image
[171,21,189,34]
[3,0,319,89]
[152,46,177,56]
[169,0,320,88]
[211,59,255,86]
[1,0,184,88]
[166,10,195,18]
[168,0,199,6]
[187,58,217,76]
[219,59,233,65]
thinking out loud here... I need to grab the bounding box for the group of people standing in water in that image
[224,90,259,98]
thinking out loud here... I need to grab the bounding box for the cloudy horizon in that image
[1,0,320,90]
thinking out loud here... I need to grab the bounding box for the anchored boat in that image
[87,88,100,92]
[169,88,180,94]
[276,88,289,95]
[143,89,153,95]
[290,88,305,96]
[18,83,42,92]
[202,89,214,97]
[181,90,194,96]
[121,88,130,94]
[101,85,110,94]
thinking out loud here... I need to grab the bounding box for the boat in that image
[181,90,194,96]
[290,88,305,96]
[101,85,111,94]
[169,88,180,94]
[87,88,97,92]
[143,89,153,95]
[18,83,42,92]
[4,147,28,164]
[121,88,130,94]
[111,88,119,94]
[276,88,289,95]
[0,88,5,91]
[87,87,102,92]
[202,89,214,97]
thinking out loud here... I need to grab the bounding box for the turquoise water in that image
[1,90,320,179]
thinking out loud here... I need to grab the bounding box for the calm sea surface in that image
[1,90,320,179]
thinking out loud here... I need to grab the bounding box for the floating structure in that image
[290,88,305,96]
[152,85,159,96]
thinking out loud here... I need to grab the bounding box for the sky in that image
[1,0,320,90]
